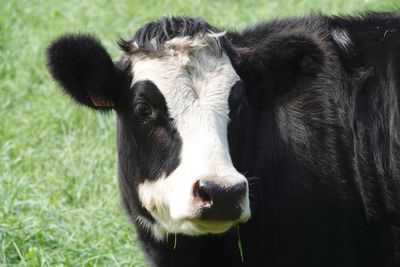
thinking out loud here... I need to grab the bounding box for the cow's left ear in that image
[46,34,131,110]
[232,33,325,108]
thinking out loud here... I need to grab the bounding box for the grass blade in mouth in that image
[237,225,244,263]
[173,233,177,250]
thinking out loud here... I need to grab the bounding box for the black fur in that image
[230,32,326,108]
[47,12,400,267]
[46,34,131,110]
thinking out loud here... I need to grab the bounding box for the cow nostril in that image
[193,180,212,205]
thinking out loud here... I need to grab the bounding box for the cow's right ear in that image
[46,34,131,110]
[231,33,325,109]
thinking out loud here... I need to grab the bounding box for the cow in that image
[46,12,400,266]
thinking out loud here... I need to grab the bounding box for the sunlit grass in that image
[1,0,397,265]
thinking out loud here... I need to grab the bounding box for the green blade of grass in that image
[237,226,244,263]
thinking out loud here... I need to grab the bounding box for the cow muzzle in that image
[192,176,249,222]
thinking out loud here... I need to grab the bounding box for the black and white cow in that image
[47,12,400,266]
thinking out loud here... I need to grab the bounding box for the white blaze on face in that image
[132,35,250,239]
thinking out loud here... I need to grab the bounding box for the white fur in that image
[131,35,250,239]
[331,27,353,53]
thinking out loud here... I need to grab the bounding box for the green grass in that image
[0,0,398,265]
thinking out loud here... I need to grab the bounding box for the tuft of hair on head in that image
[118,17,235,58]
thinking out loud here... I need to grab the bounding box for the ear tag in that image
[89,95,115,107]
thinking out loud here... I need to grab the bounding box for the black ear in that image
[234,34,325,108]
[46,34,130,110]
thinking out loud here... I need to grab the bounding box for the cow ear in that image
[46,34,130,110]
[234,33,325,108]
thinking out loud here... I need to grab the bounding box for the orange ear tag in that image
[89,95,115,107]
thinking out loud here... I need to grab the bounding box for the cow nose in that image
[193,179,247,221]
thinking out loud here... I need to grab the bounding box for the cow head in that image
[47,18,250,239]
[47,16,325,240]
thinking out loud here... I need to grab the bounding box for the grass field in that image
[0,0,398,266]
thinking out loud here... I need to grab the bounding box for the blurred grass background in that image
[0,0,398,266]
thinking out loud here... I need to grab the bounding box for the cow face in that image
[47,28,250,239]
[125,36,250,237]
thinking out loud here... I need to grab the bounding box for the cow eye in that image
[134,103,152,121]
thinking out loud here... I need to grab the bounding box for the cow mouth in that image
[175,219,234,235]
[190,220,235,234]
[178,216,249,235]
[168,201,251,236]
